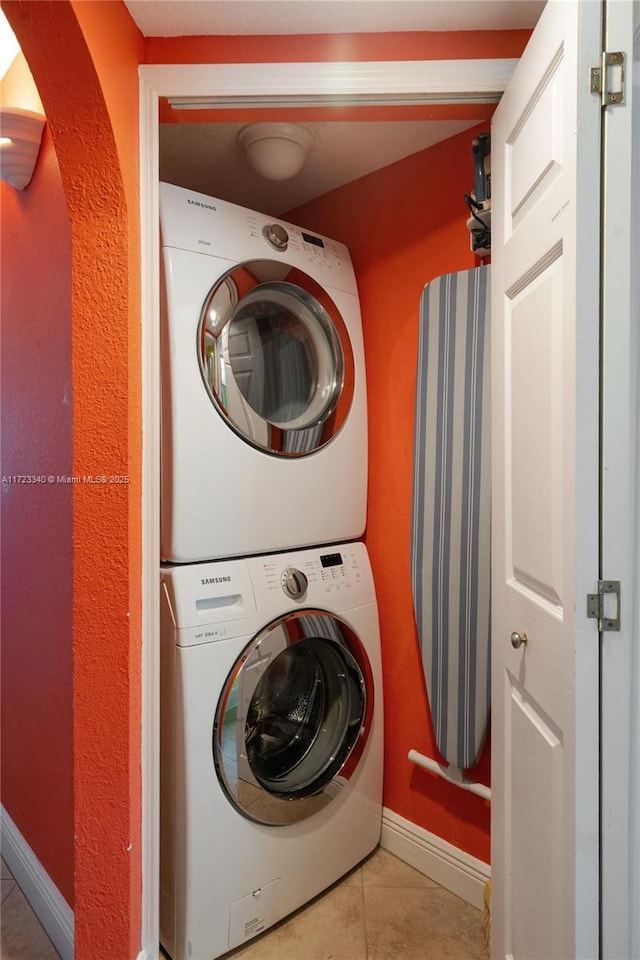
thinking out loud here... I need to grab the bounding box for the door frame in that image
[631,21,640,960]
[137,52,610,959]
[600,6,640,958]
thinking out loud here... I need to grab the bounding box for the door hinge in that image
[590,51,625,106]
[587,580,621,631]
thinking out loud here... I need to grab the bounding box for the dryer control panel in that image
[159,181,357,295]
[252,215,346,273]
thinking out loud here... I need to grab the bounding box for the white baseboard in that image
[1,804,74,960]
[380,807,490,910]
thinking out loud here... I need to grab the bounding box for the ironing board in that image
[411,266,491,769]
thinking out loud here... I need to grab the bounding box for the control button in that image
[263,223,289,251]
[281,567,308,600]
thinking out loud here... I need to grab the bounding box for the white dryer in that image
[159,182,368,563]
[160,541,383,960]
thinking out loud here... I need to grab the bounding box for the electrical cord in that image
[464,194,491,252]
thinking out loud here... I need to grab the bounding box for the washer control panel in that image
[316,550,362,592]
[281,566,308,599]
[262,547,362,600]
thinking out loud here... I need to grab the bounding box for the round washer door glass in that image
[198,260,355,456]
[213,610,374,826]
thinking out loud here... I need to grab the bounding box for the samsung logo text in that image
[201,575,232,585]
[187,198,216,211]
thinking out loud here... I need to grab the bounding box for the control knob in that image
[263,223,289,251]
[281,567,308,600]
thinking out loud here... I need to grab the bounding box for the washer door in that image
[213,610,373,826]
[198,260,355,456]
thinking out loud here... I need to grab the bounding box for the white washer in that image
[159,182,368,563]
[160,541,383,960]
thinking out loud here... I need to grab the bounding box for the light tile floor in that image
[0,857,61,960]
[1,849,488,960]
[165,848,489,960]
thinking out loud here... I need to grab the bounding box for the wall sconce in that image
[237,122,313,181]
[0,107,46,189]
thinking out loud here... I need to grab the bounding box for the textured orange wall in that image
[1,2,144,957]
[287,126,491,862]
[145,29,531,64]
[0,53,74,906]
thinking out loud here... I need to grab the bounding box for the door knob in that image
[510,631,528,649]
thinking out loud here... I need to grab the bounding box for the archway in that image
[1,2,143,958]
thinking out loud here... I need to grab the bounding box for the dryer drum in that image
[213,610,374,826]
[198,261,356,457]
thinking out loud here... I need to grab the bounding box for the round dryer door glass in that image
[213,610,374,826]
[198,261,355,456]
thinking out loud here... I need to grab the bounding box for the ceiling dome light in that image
[237,122,313,181]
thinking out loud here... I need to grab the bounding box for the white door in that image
[491,2,602,958]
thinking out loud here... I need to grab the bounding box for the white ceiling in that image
[125,1,545,37]
[159,117,482,216]
[129,0,546,216]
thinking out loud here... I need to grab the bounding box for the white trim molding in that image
[0,805,74,960]
[139,65,162,960]
[145,58,517,107]
[381,807,490,910]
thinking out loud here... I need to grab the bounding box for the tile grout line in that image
[0,879,62,959]
[1,878,17,904]
[361,869,371,960]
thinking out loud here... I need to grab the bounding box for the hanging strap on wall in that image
[411,266,491,769]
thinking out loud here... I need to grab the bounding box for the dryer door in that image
[214,610,373,825]
[198,260,355,456]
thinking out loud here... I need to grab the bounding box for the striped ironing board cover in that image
[411,266,491,769]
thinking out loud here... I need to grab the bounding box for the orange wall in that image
[0,53,74,905]
[145,29,531,64]
[1,2,144,958]
[287,126,491,862]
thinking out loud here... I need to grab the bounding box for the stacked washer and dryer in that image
[158,182,383,960]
